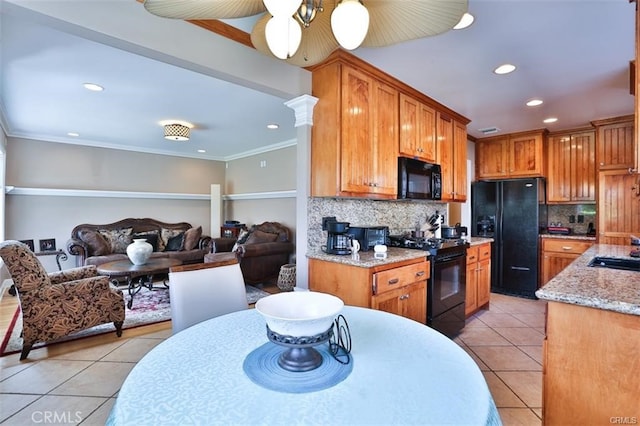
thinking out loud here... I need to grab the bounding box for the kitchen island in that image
[308,247,430,323]
[535,244,640,425]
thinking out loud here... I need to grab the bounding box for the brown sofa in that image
[206,221,294,285]
[67,218,211,267]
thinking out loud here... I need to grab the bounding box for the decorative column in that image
[285,94,318,290]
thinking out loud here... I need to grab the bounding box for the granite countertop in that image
[467,237,494,246]
[308,238,493,267]
[539,233,596,241]
[536,244,640,316]
[307,247,427,268]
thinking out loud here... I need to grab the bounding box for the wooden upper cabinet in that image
[475,136,508,179]
[509,131,546,177]
[310,50,469,199]
[453,120,468,201]
[311,60,398,199]
[339,66,398,197]
[437,112,454,201]
[437,114,468,202]
[399,94,436,163]
[475,130,546,180]
[547,129,595,203]
[593,115,634,171]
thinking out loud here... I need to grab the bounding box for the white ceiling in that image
[0,0,635,162]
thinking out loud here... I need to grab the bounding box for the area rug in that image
[0,285,271,357]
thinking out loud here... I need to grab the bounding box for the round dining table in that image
[107,306,500,425]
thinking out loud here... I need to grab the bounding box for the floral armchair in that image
[0,240,125,360]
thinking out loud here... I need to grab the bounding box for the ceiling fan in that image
[143,0,468,67]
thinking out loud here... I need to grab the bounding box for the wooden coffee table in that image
[97,258,182,309]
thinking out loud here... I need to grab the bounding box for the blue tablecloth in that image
[107,306,501,425]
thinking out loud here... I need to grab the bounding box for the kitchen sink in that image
[587,256,640,272]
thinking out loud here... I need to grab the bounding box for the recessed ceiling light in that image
[267,124,279,130]
[543,117,558,124]
[83,83,104,92]
[453,13,474,30]
[67,132,79,137]
[494,64,516,75]
[526,99,543,107]
[197,149,206,153]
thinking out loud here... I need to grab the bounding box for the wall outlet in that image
[569,215,575,223]
[577,215,584,223]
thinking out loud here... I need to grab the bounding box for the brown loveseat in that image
[67,218,211,267]
[206,221,294,285]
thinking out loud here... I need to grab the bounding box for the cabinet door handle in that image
[562,246,573,250]
[388,278,399,285]
[399,294,410,300]
[415,271,425,277]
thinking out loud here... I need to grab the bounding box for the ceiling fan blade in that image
[143,0,266,19]
[362,0,468,47]
[251,11,340,68]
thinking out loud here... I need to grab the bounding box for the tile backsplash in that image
[547,204,596,234]
[308,198,448,250]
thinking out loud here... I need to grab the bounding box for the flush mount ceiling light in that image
[164,123,191,141]
[494,64,516,75]
[143,0,468,67]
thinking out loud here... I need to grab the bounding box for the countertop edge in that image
[535,244,640,316]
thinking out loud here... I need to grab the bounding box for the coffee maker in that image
[322,220,352,255]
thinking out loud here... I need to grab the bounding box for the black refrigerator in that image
[471,178,547,299]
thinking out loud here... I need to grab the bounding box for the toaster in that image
[348,226,389,251]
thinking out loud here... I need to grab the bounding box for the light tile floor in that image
[0,291,545,425]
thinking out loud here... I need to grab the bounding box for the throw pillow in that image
[182,226,202,251]
[132,231,159,252]
[159,228,183,252]
[164,232,185,252]
[78,229,111,256]
[232,228,251,252]
[245,229,279,244]
[98,227,133,254]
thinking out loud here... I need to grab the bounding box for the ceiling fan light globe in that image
[331,0,369,50]
[263,0,301,17]
[265,16,302,60]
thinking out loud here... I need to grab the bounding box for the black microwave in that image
[397,157,442,200]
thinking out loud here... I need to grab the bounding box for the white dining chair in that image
[168,258,248,334]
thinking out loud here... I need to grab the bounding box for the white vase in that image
[127,239,153,265]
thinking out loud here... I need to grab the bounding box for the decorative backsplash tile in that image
[308,198,447,250]
[547,204,596,234]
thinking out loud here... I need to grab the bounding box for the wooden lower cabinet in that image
[465,243,491,317]
[308,257,429,323]
[542,302,640,425]
[540,238,593,285]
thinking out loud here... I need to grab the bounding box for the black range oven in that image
[388,236,469,337]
